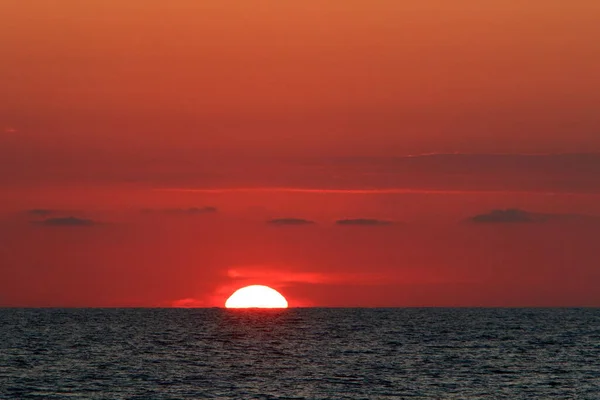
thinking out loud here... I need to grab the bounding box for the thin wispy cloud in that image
[171,298,207,308]
[35,216,97,227]
[470,209,536,223]
[26,209,56,217]
[155,187,600,197]
[266,218,315,225]
[469,209,600,224]
[227,268,334,284]
[141,206,218,215]
[336,218,394,226]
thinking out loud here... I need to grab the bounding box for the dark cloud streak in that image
[469,208,600,224]
[336,218,394,226]
[267,218,315,225]
[141,206,218,215]
[470,209,536,223]
[26,209,56,217]
[35,216,97,227]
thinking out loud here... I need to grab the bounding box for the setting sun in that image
[225,285,289,309]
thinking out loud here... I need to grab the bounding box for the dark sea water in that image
[0,309,599,399]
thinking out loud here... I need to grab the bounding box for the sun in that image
[225,285,289,308]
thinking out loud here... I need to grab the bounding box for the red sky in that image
[1,1,599,307]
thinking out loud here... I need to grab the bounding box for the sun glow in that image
[225,285,289,308]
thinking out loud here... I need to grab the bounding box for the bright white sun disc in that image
[225,285,288,308]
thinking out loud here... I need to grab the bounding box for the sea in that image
[0,308,598,399]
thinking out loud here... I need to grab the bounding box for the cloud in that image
[36,216,97,227]
[171,298,207,308]
[470,208,600,224]
[178,206,217,214]
[228,268,331,284]
[142,206,218,215]
[26,209,56,217]
[159,187,480,195]
[154,153,600,197]
[469,209,540,223]
[335,218,394,226]
[266,218,315,225]
[226,267,387,285]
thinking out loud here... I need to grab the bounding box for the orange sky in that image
[2,0,600,156]
[1,2,600,307]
